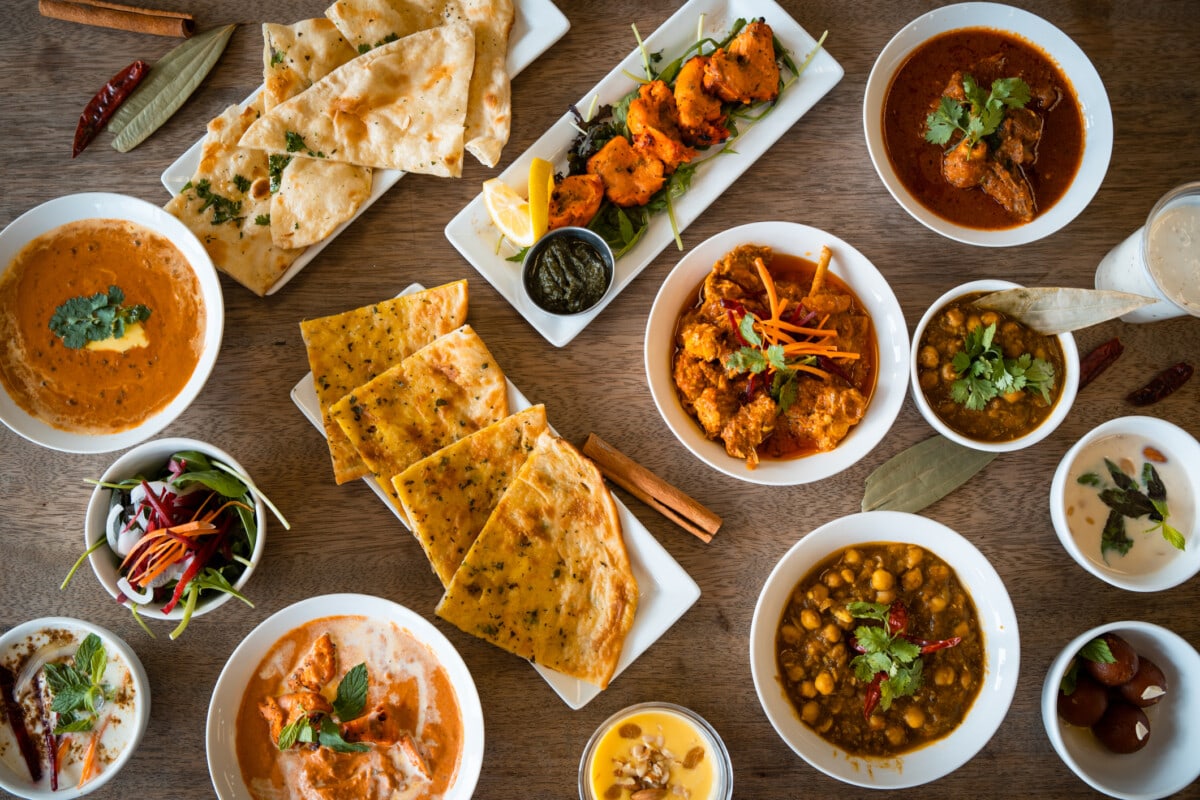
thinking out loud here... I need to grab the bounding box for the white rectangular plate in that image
[443,0,844,346]
[161,0,570,295]
[289,285,700,709]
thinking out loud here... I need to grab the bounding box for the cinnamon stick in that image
[40,0,195,38]
[582,433,722,543]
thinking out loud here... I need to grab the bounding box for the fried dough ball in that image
[586,135,666,207]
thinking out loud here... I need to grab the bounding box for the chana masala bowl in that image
[750,511,1019,788]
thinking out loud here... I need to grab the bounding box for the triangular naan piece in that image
[324,0,464,53]
[436,431,638,689]
[394,404,547,586]
[238,22,476,177]
[165,101,306,296]
[299,281,468,483]
[262,18,358,111]
[461,0,514,167]
[329,324,508,502]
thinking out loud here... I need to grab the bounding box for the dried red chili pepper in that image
[887,601,909,635]
[1078,337,1124,390]
[72,59,150,158]
[863,672,885,719]
[1126,362,1193,406]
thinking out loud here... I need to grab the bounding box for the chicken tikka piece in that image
[586,135,666,207]
[549,174,605,229]
[674,56,730,146]
[703,20,781,105]
[626,80,697,172]
[287,632,338,692]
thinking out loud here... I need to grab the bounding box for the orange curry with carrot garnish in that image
[235,616,463,800]
[672,244,877,468]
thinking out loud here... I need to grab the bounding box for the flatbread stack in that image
[166,0,515,295]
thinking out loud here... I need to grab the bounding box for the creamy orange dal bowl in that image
[0,192,223,453]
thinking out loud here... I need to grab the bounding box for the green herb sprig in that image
[1060,637,1116,695]
[925,73,1031,149]
[1078,458,1186,558]
[49,286,151,349]
[949,322,1055,411]
[724,311,807,414]
[276,663,370,753]
[847,602,923,712]
[43,634,115,734]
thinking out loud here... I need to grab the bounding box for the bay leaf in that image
[109,24,237,152]
[972,287,1155,335]
[862,435,997,513]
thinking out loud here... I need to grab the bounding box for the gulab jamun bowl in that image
[1042,621,1200,799]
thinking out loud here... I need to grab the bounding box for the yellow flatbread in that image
[436,431,638,689]
[329,324,508,501]
[394,404,548,586]
[299,281,468,483]
[164,101,306,296]
[238,23,476,177]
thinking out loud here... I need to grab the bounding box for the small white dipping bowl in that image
[750,511,1019,788]
[83,437,267,627]
[1049,416,1200,592]
[0,192,223,453]
[207,594,484,800]
[863,2,1112,246]
[0,617,150,799]
[910,279,1079,452]
[1041,621,1200,799]
[645,221,909,486]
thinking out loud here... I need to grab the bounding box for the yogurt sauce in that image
[1147,200,1200,314]
[1063,433,1194,575]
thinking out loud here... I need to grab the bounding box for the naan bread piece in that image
[165,101,305,296]
[299,281,468,483]
[329,325,508,503]
[461,0,514,167]
[261,18,358,111]
[436,431,638,689]
[394,404,547,586]
[324,0,465,53]
[238,23,476,177]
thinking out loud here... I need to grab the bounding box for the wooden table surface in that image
[2,1,1199,798]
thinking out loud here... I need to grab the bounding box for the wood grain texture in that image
[2,2,1199,798]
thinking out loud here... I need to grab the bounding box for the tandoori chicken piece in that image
[340,704,403,745]
[703,20,780,104]
[548,173,605,229]
[626,79,696,171]
[586,135,665,207]
[674,56,729,146]
[287,633,338,692]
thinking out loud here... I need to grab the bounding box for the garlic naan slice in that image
[394,404,548,586]
[239,22,476,177]
[329,324,508,502]
[436,431,638,689]
[324,0,464,53]
[461,0,514,168]
[165,101,305,296]
[262,18,358,111]
[299,280,468,484]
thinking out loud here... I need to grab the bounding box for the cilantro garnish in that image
[925,73,1031,149]
[848,602,923,713]
[268,154,292,193]
[724,311,809,415]
[232,174,252,193]
[42,634,114,734]
[284,131,326,159]
[255,214,270,226]
[275,663,370,753]
[949,322,1055,411]
[192,178,244,226]
[48,285,151,349]
[269,48,286,67]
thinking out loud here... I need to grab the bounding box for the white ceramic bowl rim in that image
[83,437,267,622]
[863,2,1113,247]
[0,617,150,800]
[1040,620,1200,800]
[909,279,1079,452]
[749,510,1020,788]
[206,594,484,800]
[0,192,224,453]
[1048,416,1200,591]
[645,221,910,486]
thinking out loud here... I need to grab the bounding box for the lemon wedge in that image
[528,157,554,242]
[482,178,535,247]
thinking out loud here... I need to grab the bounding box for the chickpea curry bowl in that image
[645,222,909,486]
[750,511,1019,788]
[911,279,1078,452]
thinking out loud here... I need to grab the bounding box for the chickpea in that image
[867,714,886,731]
[903,706,927,729]
[966,313,982,331]
[961,672,974,690]
[823,571,843,589]
[829,643,848,665]
[1002,390,1022,404]
[940,361,958,382]
[928,564,949,582]
[934,666,956,687]
[816,717,833,734]
[904,546,924,569]
[800,680,817,699]
[801,701,821,725]
[918,345,939,369]
[800,609,821,631]
[1001,321,1020,338]
[840,568,856,584]
[808,584,829,604]
[781,624,802,644]
[944,307,965,330]
[814,671,835,696]
[885,726,905,747]
[954,621,970,639]
[832,607,853,626]
[980,310,999,327]
[843,548,862,565]
[870,569,895,591]
[875,590,895,605]
[821,623,842,645]
[928,595,948,613]
[787,665,806,683]
[919,370,938,390]
[902,568,923,592]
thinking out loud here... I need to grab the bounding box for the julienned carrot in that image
[754,257,780,321]
[78,718,109,788]
[162,517,231,615]
[808,245,832,298]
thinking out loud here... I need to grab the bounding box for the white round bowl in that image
[207,594,484,800]
[1041,621,1200,799]
[0,617,150,799]
[1049,416,1200,591]
[83,437,267,626]
[644,221,909,485]
[0,192,224,453]
[863,2,1112,246]
[749,511,1019,788]
[910,279,1079,451]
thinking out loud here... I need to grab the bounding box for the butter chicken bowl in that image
[0,192,223,453]
[750,511,1019,788]
[863,2,1112,247]
[0,616,150,799]
[911,279,1079,452]
[206,593,483,800]
[644,221,909,486]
